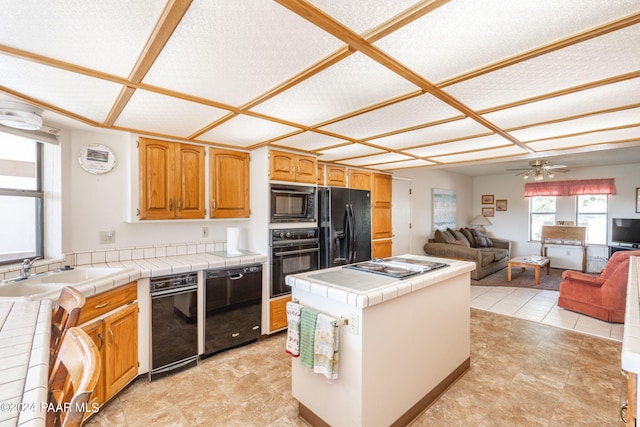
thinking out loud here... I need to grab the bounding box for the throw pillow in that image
[448,228,471,247]
[460,227,477,247]
[470,228,494,248]
[434,229,456,244]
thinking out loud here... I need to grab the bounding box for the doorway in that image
[392,177,412,255]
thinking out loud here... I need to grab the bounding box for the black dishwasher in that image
[203,264,262,357]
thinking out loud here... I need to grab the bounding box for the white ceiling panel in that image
[526,126,640,152]
[115,90,229,138]
[509,107,640,142]
[307,0,422,34]
[378,159,436,170]
[0,1,166,77]
[143,1,343,106]
[317,144,385,162]
[272,131,347,152]
[250,52,419,125]
[318,93,461,139]
[198,114,299,148]
[445,24,640,110]
[483,78,640,129]
[337,152,413,167]
[406,134,510,158]
[431,145,529,163]
[0,55,121,123]
[375,0,640,82]
[371,118,491,150]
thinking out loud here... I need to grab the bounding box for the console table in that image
[540,225,587,272]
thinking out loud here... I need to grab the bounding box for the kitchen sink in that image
[0,267,125,300]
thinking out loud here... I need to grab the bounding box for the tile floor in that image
[86,287,627,426]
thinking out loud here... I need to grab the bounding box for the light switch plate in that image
[99,231,115,244]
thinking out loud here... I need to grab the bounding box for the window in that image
[530,196,556,241]
[0,133,43,264]
[576,195,607,245]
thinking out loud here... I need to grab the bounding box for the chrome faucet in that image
[20,256,41,279]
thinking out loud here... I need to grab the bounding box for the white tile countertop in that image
[0,299,52,427]
[285,255,475,308]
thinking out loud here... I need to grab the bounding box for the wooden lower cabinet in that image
[372,239,393,259]
[270,296,292,332]
[81,284,138,417]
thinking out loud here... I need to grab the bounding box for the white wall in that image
[392,168,473,255]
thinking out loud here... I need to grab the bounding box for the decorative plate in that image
[78,144,116,174]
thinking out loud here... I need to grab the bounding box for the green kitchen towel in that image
[299,307,319,368]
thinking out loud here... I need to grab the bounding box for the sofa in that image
[558,250,640,323]
[423,228,511,280]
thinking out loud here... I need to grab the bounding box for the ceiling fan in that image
[507,160,570,181]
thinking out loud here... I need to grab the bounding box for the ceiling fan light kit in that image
[0,101,43,130]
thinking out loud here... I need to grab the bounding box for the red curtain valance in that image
[524,178,616,197]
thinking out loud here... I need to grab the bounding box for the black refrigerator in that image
[318,187,371,269]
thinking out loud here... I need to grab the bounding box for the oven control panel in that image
[271,228,318,245]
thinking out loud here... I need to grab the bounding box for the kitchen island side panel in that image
[290,269,471,427]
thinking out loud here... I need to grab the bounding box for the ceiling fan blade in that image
[506,167,533,171]
[543,164,568,169]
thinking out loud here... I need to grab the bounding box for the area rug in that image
[471,267,566,291]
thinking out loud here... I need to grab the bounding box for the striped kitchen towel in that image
[285,301,303,357]
[313,313,339,380]
[299,307,318,368]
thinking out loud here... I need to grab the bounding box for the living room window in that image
[0,133,43,264]
[576,195,608,245]
[530,196,556,241]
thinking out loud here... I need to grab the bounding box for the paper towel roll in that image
[226,227,241,255]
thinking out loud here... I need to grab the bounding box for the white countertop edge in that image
[622,257,640,373]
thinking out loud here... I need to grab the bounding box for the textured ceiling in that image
[0,0,639,173]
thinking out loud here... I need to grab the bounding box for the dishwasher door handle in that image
[229,273,244,280]
[151,285,197,298]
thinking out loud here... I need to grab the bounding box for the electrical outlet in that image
[99,231,116,244]
[348,313,359,335]
[202,226,209,238]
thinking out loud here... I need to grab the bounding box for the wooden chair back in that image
[50,286,86,372]
[47,327,100,427]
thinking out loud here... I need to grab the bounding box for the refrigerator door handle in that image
[348,204,356,263]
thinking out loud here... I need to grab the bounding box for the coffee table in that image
[507,256,550,285]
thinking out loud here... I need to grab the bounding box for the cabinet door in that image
[326,165,347,187]
[82,320,105,410]
[104,303,138,400]
[372,239,393,259]
[176,143,205,219]
[317,163,325,186]
[372,173,392,239]
[210,149,250,218]
[139,138,174,220]
[270,296,291,332]
[295,155,317,184]
[270,150,296,181]
[348,170,372,190]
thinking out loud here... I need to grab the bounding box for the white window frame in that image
[576,194,608,245]
[529,196,556,241]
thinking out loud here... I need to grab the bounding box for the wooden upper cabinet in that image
[372,173,392,239]
[139,137,205,220]
[269,149,317,184]
[349,169,372,190]
[210,148,250,218]
[326,165,347,187]
[317,163,325,186]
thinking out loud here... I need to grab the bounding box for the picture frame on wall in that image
[496,200,507,211]
[482,207,494,217]
[636,187,640,213]
[482,194,494,204]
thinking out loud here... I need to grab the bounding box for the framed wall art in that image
[482,207,494,217]
[78,144,116,174]
[481,194,494,204]
[432,188,457,230]
[496,200,507,211]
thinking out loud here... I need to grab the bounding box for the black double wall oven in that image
[270,228,319,297]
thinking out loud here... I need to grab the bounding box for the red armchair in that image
[558,250,640,323]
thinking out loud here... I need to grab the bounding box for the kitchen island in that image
[286,255,475,427]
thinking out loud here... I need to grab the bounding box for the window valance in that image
[524,178,616,197]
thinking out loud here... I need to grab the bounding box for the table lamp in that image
[469,214,492,233]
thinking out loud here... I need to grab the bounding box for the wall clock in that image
[78,144,116,174]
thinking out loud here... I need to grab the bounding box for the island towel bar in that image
[292,298,349,327]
